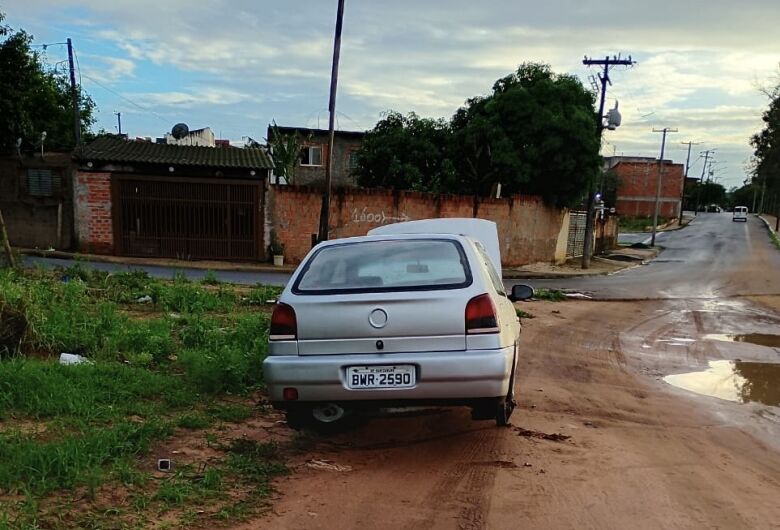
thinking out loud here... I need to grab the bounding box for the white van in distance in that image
[732,206,748,222]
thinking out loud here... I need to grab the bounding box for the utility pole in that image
[650,127,677,246]
[66,38,81,146]
[317,0,346,243]
[678,140,700,223]
[581,54,635,269]
[115,112,122,135]
[695,149,714,213]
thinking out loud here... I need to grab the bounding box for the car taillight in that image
[270,303,297,340]
[465,294,499,334]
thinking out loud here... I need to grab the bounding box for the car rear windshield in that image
[292,239,472,294]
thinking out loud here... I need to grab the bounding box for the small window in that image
[26,169,61,197]
[347,150,359,170]
[301,145,323,166]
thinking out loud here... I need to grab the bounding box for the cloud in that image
[4,0,779,188]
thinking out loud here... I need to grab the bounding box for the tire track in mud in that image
[407,416,504,529]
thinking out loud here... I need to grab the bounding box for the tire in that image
[495,357,517,427]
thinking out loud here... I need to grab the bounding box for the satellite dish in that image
[171,123,189,139]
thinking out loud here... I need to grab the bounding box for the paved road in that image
[506,213,780,299]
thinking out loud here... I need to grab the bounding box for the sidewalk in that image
[503,246,660,279]
[759,214,778,234]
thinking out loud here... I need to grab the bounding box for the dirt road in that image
[233,299,780,529]
[231,214,780,529]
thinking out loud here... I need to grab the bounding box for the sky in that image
[3,0,779,189]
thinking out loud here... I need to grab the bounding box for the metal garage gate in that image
[114,176,262,261]
[566,211,588,258]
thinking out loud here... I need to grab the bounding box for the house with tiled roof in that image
[73,135,273,261]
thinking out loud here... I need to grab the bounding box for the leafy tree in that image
[0,12,95,153]
[726,183,757,210]
[450,63,601,205]
[354,111,454,193]
[266,121,303,185]
[750,75,780,218]
[689,180,727,209]
[354,63,601,206]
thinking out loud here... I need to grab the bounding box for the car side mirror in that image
[509,284,534,302]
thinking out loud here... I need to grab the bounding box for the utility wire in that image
[80,73,169,125]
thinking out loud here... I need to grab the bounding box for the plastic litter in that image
[304,459,352,472]
[136,295,153,304]
[59,353,91,365]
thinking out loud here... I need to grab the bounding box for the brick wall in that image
[74,171,114,254]
[615,160,684,218]
[268,185,574,267]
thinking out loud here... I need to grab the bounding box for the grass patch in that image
[619,216,668,232]
[533,289,566,302]
[515,309,535,319]
[0,265,285,528]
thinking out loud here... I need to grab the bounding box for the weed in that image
[176,412,212,430]
[0,420,173,494]
[199,468,223,491]
[244,284,283,305]
[154,475,193,506]
[534,289,566,302]
[208,404,253,423]
[224,439,287,485]
[201,270,220,285]
[515,309,535,319]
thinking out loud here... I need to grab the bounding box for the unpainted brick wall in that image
[615,161,684,218]
[74,171,114,254]
[268,185,571,267]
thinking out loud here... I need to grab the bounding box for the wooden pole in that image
[0,207,16,269]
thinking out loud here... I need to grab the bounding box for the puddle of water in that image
[664,360,780,406]
[703,333,780,348]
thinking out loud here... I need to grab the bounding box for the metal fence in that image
[115,176,262,260]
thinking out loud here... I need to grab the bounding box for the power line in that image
[80,73,169,125]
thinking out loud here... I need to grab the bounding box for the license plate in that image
[346,365,416,389]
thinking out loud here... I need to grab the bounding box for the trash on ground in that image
[59,352,91,365]
[136,295,153,304]
[157,458,172,472]
[565,292,593,299]
[515,427,571,442]
[305,459,352,472]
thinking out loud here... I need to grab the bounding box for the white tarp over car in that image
[368,218,503,277]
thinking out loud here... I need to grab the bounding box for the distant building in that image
[604,156,685,218]
[164,127,216,147]
[266,125,365,187]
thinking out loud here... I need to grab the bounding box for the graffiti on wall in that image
[351,207,411,225]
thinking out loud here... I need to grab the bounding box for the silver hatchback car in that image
[263,219,533,429]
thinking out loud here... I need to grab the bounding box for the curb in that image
[503,250,659,280]
[17,248,298,274]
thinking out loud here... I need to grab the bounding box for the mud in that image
[234,301,780,530]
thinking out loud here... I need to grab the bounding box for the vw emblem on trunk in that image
[369,308,388,329]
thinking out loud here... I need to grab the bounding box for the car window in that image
[293,239,472,294]
[473,241,505,296]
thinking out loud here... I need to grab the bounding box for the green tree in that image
[690,181,727,209]
[0,12,95,153]
[750,76,780,218]
[266,121,303,185]
[449,63,601,205]
[354,111,454,192]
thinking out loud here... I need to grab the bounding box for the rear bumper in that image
[262,347,515,404]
